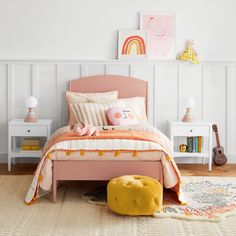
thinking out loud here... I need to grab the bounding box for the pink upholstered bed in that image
[25,75,182,204]
[53,75,161,202]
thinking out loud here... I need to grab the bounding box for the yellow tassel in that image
[38,175,43,182]
[181,201,188,206]
[66,151,73,156]
[99,150,104,156]
[80,150,85,156]
[166,156,172,161]
[32,197,38,204]
[25,201,35,206]
[114,150,121,157]
[47,153,51,159]
[133,150,138,157]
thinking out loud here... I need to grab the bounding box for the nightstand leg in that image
[208,129,213,172]
[209,156,212,172]
[8,156,11,172]
[12,137,16,165]
[8,130,11,172]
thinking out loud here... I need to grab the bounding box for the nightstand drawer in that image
[172,125,209,136]
[11,125,48,136]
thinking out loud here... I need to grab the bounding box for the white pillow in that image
[70,97,147,126]
[66,91,118,125]
[118,97,147,123]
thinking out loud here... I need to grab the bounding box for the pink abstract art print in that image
[140,13,175,59]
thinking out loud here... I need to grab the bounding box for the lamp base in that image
[182,108,194,122]
[24,108,38,122]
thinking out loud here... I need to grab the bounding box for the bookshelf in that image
[169,121,213,171]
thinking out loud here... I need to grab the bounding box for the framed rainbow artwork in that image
[118,30,147,59]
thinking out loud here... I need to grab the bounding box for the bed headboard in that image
[69,75,148,107]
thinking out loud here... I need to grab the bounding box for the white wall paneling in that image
[0,60,236,163]
[106,65,130,76]
[178,65,203,121]
[37,65,57,123]
[0,64,8,155]
[130,65,155,125]
[13,65,32,119]
[226,65,236,162]
[155,64,178,134]
[202,65,227,151]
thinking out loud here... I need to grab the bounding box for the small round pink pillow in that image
[106,107,139,126]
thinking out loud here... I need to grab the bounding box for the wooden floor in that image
[0,163,235,176]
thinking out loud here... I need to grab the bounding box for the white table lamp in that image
[24,96,38,122]
[182,97,195,122]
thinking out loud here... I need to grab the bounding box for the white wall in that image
[0,0,236,60]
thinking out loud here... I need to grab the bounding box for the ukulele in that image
[212,124,227,166]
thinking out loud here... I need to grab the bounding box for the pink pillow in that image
[106,107,139,126]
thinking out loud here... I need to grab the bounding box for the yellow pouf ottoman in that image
[107,175,163,216]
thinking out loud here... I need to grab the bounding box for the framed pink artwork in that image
[140,12,175,59]
[118,30,147,59]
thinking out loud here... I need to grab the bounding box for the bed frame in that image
[52,75,163,202]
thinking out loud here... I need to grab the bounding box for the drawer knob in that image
[190,129,193,132]
[27,130,30,133]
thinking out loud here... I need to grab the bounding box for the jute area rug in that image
[0,175,236,236]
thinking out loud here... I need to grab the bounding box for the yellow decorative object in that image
[99,150,104,156]
[21,145,40,150]
[132,150,138,157]
[80,150,85,156]
[38,175,43,182]
[114,150,120,157]
[179,144,188,152]
[165,156,172,161]
[177,39,199,64]
[66,150,73,156]
[46,153,51,159]
[107,175,163,216]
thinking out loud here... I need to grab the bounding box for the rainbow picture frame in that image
[118,30,147,59]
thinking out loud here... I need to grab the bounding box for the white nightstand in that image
[8,119,53,171]
[169,121,213,171]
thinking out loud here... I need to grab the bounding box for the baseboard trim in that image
[0,152,39,163]
[0,152,7,163]
[227,154,236,163]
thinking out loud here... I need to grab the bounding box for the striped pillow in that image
[70,97,147,126]
[66,91,118,125]
[70,100,125,126]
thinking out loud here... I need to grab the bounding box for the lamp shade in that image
[25,96,38,109]
[184,97,195,108]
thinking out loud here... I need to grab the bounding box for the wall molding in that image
[0,59,235,163]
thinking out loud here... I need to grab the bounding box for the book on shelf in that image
[192,137,196,152]
[20,149,42,153]
[198,136,202,153]
[187,137,193,152]
[186,136,202,153]
[195,137,198,153]
[21,139,41,151]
